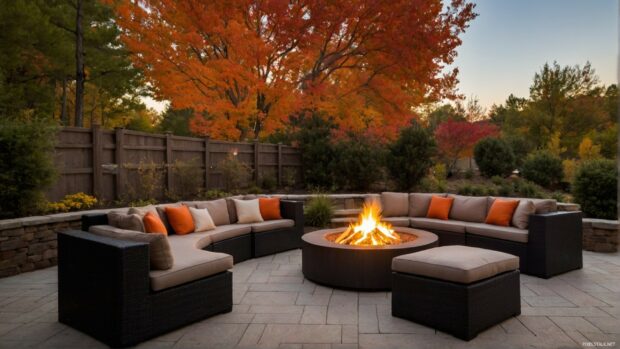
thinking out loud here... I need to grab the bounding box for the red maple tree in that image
[435,120,499,171]
[111,0,477,140]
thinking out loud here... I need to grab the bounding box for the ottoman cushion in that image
[392,245,518,284]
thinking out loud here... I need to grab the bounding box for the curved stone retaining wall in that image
[0,194,615,278]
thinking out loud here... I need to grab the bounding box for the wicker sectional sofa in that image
[58,198,304,347]
[362,192,583,279]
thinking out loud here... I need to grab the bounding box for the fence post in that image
[277,143,283,187]
[92,124,102,198]
[165,132,173,194]
[114,128,125,201]
[204,136,210,190]
[254,140,260,185]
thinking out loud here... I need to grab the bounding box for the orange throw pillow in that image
[486,199,520,226]
[259,197,282,220]
[426,196,454,220]
[165,205,195,235]
[143,212,168,235]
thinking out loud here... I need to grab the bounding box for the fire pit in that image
[302,204,438,290]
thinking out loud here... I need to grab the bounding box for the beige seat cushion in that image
[149,249,232,291]
[465,223,529,243]
[383,217,410,227]
[107,212,145,232]
[204,224,252,243]
[392,245,519,284]
[196,199,231,226]
[381,192,409,217]
[89,225,173,270]
[408,193,446,217]
[409,217,466,233]
[448,195,488,223]
[251,219,295,233]
[488,197,556,214]
[512,200,536,229]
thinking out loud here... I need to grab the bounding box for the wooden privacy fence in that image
[47,126,302,202]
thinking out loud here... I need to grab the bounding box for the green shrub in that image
[292,110,337,189]
[0,119,57,218]
[123,160,164,203]
[260,171,278,192]
[504,134,534,167]
[474,137,515,178]
[572,159,617,219]
[386,121,436,190]
[521,151,563,188]
[457,184,473,195]
[464,169,474,179]
[498,183,513,197]
[197,189,231,200]
[218,153,252,192]
[169,158,204,200]
[331,135,385,191]
[491,175,504,185]
[550,191,567,203]
[304,195,334,228]
[514,179,544,198]
[470,185,486,196]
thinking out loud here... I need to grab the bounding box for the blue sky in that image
[452,0,618,109]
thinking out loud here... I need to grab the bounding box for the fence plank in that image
[254,141,260,184]
[92,125,102,197]
[204,137,210,189]
[165,132,173,193]
[115,128,125,200]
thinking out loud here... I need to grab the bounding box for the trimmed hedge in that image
[572,159,617,219]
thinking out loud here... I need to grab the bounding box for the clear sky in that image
[144,0,619,113]
[452,0,618,110]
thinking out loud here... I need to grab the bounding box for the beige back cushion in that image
[226,196,244,223]
[381,192,409,217]
[488,197,557,214]
[408,193,446,217]
[196,199,231,226]
[364,194,382,210]
[234,199,264,224]
[89,225,173,270]
[512,200,536,229]
[127,205,158,217]
[107,212,145,232]
[448,195,488,223]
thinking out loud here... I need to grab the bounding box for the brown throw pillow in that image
[107,212,145,232]
[89,225,174,270]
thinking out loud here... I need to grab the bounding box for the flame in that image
[334,203,401,246]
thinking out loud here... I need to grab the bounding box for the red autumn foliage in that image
[435,120,499,170]
[110,0,477,140]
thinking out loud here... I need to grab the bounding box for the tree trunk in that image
[60,76,68,125]
[74,0,85,127]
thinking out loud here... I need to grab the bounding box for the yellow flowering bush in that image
[46,193,98,213]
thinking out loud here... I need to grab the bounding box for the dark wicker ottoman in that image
[391,245,521,340]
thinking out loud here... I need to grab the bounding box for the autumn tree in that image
[111,0,477,140]
[434,120,499,172]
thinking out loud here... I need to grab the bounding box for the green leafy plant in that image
[260,170,278,192]
[513,179,544,198]
[386,121,436,190]
[123,160,164,203]
[572,159,617,219]
[168,158,204,200]
[197,189,232,200]
[331,135,385,191]
[304,195,334,228]
[218,153,252,192]
[521,151,564,188]
[474,137,515,178]
[0,119,57,218]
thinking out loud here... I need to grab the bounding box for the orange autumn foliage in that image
[111,0,477,140]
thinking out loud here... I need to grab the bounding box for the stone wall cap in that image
[0,219,23,230]
[20,216,52,226]
[583,218,619,230]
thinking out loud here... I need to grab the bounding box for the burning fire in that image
[334,203,402,246]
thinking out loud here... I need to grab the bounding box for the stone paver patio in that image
[0,249,619,349]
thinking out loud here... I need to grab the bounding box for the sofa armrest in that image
[281,200,304,228]
[81,213,108,232]
[527,211,583,278]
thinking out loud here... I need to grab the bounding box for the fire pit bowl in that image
[302,227,438,290]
